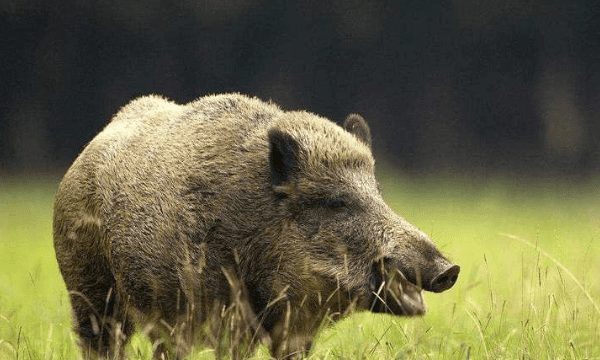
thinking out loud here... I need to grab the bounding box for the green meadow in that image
[1,170,599,359]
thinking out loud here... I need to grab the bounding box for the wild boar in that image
[53,93,459,359]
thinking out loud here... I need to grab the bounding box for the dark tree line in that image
[2,0,599,175]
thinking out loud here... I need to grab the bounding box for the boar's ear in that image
[268,129,301,187]
[343,114,371,148]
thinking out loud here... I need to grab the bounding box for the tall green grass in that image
[1,171,598,359]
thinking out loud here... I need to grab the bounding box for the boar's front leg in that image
[269,300,317,360]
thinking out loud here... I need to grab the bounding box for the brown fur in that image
[53,93,459,359]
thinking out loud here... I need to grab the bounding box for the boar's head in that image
[266,112,459,318]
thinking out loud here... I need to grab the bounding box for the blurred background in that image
[2,0,599,177]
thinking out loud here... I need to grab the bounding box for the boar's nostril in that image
[429,265,460,293]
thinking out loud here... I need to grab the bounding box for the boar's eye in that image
[328,200,347,208]
[299,199,349,210]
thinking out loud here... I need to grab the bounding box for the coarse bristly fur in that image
[53,93,460,360]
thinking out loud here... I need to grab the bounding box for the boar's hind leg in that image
[65,253,133,359]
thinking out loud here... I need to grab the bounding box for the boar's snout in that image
[429,264,460,293]
[400,258,460,293]
[386,224,460,294]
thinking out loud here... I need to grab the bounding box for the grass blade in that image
[500,233,600,317]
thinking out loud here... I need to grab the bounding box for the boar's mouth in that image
[368,259,426,316]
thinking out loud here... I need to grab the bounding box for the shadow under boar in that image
[53,93,459,359]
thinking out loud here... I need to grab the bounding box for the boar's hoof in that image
[429,264,460,293]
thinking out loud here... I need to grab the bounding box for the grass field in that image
[1,170,599,359]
